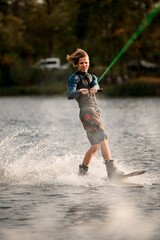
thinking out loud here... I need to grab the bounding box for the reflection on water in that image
[0,97,160,240]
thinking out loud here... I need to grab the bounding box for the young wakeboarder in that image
[67,49,146,180]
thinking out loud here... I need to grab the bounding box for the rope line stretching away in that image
[98,2,160,83]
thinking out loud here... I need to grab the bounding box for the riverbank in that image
[0,84,65,96]
[0,77,160,97]
[102,77,160,97]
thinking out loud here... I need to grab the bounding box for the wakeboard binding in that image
[104,160,146,181]
[79,164,88,176]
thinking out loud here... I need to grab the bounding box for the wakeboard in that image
[121,170,146,178]
[110,170,147,187]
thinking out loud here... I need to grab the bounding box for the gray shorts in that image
[80,108,107,145]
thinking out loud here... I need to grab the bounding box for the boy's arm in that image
[90,75,100,94]
[67,74,82,99]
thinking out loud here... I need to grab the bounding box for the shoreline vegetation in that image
[1,1,160,99]
[0,77,160,97]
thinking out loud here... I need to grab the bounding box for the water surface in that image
[0,97,160,240]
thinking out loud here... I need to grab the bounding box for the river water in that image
[0,96,160,240]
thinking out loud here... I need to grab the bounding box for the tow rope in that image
[98,2,160,83]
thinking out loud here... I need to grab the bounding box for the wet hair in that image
[66,49,88,67]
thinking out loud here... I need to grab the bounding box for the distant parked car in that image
[127,60,158,72]
[34,58,69,70]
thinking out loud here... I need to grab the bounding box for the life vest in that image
[76,72,92,90]
[75,71,97,109]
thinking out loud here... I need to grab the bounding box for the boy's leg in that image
[100,139,111,161]
[79,144,100,175]
[82,144,100,166]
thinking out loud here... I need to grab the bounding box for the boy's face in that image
[77,56,89,72]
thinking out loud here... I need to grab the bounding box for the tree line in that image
[0,0,160,86]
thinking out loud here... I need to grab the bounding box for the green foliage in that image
[0,0,160,88]
[0,85,66,96]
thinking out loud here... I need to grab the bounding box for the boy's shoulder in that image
[68,73,79,83]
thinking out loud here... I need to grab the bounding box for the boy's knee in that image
[91,144,100,152]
